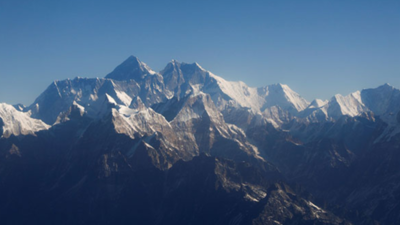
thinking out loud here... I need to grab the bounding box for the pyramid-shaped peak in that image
[261,83,310,112]
[118,55,143,68]
[378,83,394,90]
[105,55,156,81]
[127,55,140,61]
[383,83,392,87]
[128,55,154,66]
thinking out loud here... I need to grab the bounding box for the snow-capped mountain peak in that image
[259,83,310,114]
[360,83,400,122]
[105,55,157,81]
[21,56,400,134]
[278,83,310,112]
[379,83,394,90]
[328,91,366,117]
[161,60,310,127]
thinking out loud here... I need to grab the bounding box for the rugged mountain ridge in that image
[1,55,399,224]
[0,103,49,138]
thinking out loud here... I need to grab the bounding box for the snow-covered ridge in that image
[207,71,264,111]
[28,77,149,125]
[7,56,399,135]
[160,59,309,116]
[161,59,398,123]
[300,83,400,122]
[330,91,366,117]
[0,103,50,138]
[259,83,310,113]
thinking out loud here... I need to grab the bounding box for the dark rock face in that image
[246,115,399,224]
[0,117,3,136]
[0,131,348,225]
[397,111,400,123]
[0,107,348,224]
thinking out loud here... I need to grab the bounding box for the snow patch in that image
[115,91,132,106]
[0,103,50,138]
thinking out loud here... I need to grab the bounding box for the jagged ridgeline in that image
[1,55,400,224]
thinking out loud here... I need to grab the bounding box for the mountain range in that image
[1,55,399,224]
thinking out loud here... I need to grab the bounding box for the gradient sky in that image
[1,0,399,105]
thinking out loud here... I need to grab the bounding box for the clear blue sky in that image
[1,0,399,105]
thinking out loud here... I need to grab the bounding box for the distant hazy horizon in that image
[1,0,399,105]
